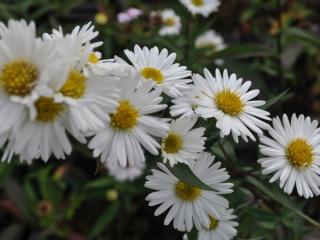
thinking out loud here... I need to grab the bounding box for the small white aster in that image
[159,9,182,36]
[195,30,226,52]
[179,0,221,17]
[161,117,206,166]
[88,68,170,168]
[193,68,270,143]
[197,208,238,240]
[107,161,145,182]
[145,152,232,232]
[115,45,192,97]
[183,208,238,240]
[259,114,320,199]
[43,22,102,68]
[12,96,74,162]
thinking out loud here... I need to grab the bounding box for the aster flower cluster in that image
[1,17,320,240]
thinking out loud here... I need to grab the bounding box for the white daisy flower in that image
[193,68,270,143]
[198,208,238,240]
[195,30,226,52]
[12,96,73,162]
[107,161,145,182]
[115,45,192,97]
[43,24,120,134]
[0,20,70,134]
[161,117,206,166]
[179,0,221,17]
[145,152,232,232]
[258,114,320,199]
[170,88,198,119]
[159,9,182,36]
[88,69,169,168]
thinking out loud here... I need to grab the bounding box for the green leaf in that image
[167,163,214,191]
[285,27,320,48]
[0,161,16,183]
[213,44,272,59]
[88,202,119,239]
[187,228,198,240]
[3,177,35,223]
[246,176,320,228]
[84,176,114,189]
[262,88,291,109]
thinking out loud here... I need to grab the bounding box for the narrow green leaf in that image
[3,177,35,223]
[286,27,320,47]
[88,202,119,239]
[167,163,214,191]
[246,176,320,228]
[84,176,114,189]
[262,88,291,110]
[213,44,271,59]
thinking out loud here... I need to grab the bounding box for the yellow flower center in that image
[192,0,204,7]
[208,217,219,230]
[35,97,64,122]
[286,138,314,168]
[0,60,38,96]
[163,133,183,153]
[111,100,139,130]
[164,18,176,26]
[215,89,244,116]
[175,181,201,201]
[201,43,217,51]
[60,69,86,99]
[88,52,99,64]
[140,67,164,84]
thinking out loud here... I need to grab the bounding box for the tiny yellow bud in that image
[106,189,118,202]
[95,12,108,25]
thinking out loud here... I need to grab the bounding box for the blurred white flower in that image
[107,161,145,182]
[115,45,192,97]
[145,152,232,232]
[195,30,226,51]
[193,68,270,143]
[88,68,169,168]
[159,9,181,36]
[259,114,320,199]
[161,117,206,166]
[179,0,221,17]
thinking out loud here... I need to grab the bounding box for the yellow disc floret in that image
[286,138,314,168]
[35,97,64,122]
[215,89,244,116]
[111,100,139,130]
[88,52,99,64]
[164,18,176,26]
[163,133,183,153]
[140,67,164,84]
[192,0,204,7]
[175,181,201,201]
[60,69,86,99]
[208,216,219,230]
[0,60,38,96]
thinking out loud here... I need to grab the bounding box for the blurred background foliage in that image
[1,0,320,239]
